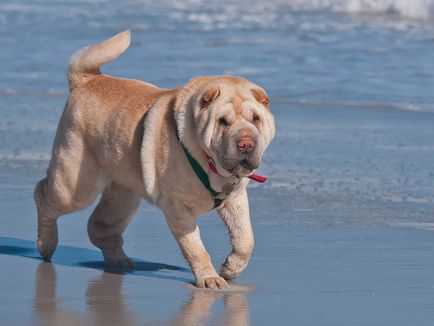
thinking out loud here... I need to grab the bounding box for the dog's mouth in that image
[227,159,259,175]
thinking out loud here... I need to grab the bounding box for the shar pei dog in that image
[34,30,275,289]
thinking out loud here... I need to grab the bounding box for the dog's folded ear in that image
[201,87,220,108]
[251,88,269,110]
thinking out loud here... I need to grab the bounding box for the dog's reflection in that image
[172,287,250,326]
[33,262,86,326]
[33,262,250,326]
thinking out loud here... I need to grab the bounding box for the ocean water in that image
[1,0,433,226]
[1,0,434,112]
[1,1,434,325]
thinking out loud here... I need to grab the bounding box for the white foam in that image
[170,0,434,21]
[388,222,434,230]
[285,0,434,20]
[1,0,433,26]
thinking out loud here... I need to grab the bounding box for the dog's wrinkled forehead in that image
[197,77,269,112]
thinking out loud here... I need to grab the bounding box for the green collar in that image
[175,130,224,209]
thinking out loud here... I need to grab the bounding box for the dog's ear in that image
[251,88,269,110]
[201,87,220,108]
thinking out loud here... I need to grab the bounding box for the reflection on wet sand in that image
[86,272,138,326]
[33,262,251,326]
[34,263,84,326]
[172,287,250,326]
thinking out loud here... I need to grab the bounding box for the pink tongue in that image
[248,174,268,183]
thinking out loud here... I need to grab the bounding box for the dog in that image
[34,30,275,289]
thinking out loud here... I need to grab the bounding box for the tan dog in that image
[34,30,275,289]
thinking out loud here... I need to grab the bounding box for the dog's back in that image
[62,31,174,195]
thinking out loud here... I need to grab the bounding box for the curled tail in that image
[68,29,131,91]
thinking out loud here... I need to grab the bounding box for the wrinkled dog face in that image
[192,77,275,177]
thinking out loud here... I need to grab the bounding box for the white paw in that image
[219,255,249,280]
[196,276,228,289]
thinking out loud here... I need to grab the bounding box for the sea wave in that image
[168,0,434,21]
[273,97,434,114]
[283,0,434,20]
[2,0,433,21]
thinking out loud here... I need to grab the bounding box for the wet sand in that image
[1,224,434,325]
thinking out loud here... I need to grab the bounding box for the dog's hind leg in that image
[34,131,105,261]
[87,182,140,269]
[34,179,60,262]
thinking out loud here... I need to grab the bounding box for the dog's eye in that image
[219,117,228,126]
[253,114,260,123]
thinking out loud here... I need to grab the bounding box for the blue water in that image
[1,0,434,112]
[1,0,433,226]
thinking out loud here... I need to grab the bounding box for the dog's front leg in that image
[165,211,227,289]
[217,190,254,280]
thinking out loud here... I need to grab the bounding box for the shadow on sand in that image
[0,236,192,283]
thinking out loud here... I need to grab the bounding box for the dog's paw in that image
[36,237,58,262]
[196,276,228,289]
[36,226,58,262]
[219,257,248,280]
[103,249,135,270]
[219,265,238,280]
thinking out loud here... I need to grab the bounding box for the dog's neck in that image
[173,99,244,207]
[175,125,236,185]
